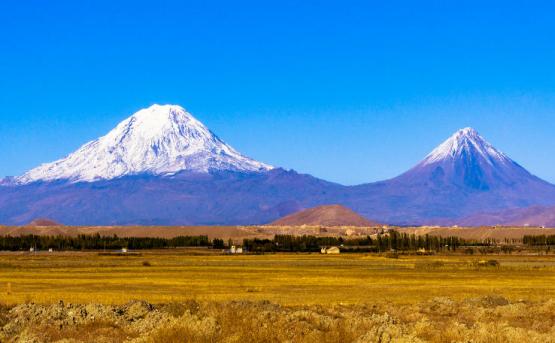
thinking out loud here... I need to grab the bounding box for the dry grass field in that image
[2,251,555,342]
[1,251,555,305]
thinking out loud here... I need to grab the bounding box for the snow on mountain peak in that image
[16,104,272,183]
[422,127,510,166]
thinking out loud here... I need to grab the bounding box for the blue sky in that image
[1,0,555,185]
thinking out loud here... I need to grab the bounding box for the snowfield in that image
[16,104,272,183]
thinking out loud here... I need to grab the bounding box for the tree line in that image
[0,231,516,252]
[243,232,475,253]
[523,234,555,246]
[0,234,209,251]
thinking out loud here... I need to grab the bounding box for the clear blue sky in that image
[1,1,555,185]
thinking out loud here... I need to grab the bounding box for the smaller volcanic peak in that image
[397,127,536,191]
[422,127,510,166]
[16,104,272,183]
[270,205,378,227]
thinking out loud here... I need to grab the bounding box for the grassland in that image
[2,251,555,305]
[3,251,555,342]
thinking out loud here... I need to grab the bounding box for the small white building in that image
[229,246,243,254]
[321,246,340,254]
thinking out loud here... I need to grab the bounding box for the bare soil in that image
[2,224,555,241]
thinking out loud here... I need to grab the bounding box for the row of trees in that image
[0,234,210,251]
[0,231,517,252]
[523,235,555,246]
[243,232,474,253]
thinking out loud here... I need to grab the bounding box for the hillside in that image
[270,205,378,227]
[460,205,555,227]
[28,218,62,227]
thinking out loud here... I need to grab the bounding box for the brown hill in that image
[28,218,62,227]
[270,205,378,227]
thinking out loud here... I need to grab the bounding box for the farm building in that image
[320,247,340,254]
[229,246,243,254]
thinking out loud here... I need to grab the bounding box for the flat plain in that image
[2,251,555,305]
[3,251,555,342]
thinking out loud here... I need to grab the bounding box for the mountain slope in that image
[270,205,378,227]
[0,169,343,226]
[3,122,555,226]
[460,205,555,227]
[16,104,271,183]
[344,128,555,225]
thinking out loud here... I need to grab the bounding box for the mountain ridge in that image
[3,107,555,226]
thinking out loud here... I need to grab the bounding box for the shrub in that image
[486,260,500,267]
[415,261,445,270]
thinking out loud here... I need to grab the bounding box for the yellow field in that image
[2,250,555,306]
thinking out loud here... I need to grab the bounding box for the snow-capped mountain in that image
[402,127,533,190]
[16,104,272,184]
[3,125,555,226]
[422,127,510,166]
